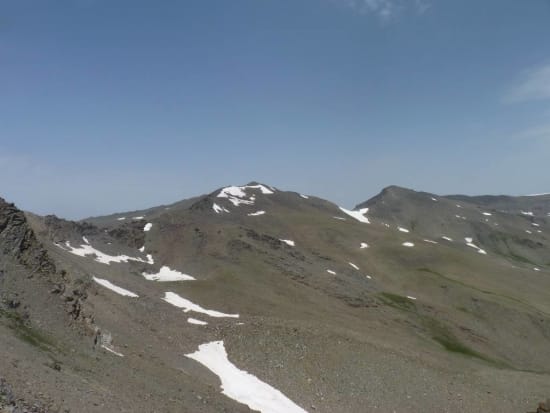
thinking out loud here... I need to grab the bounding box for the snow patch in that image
[326,269,336,275]
[144,223,153,232]
[163,292,239,318]
[406,296,417,300]
[188,318,208,326]
[423,239,438,244]
[465,239,487,255]
[213,203,230,214]
[534,267,541,272]
[93,277,139,298]
[402,242,415,247]
[333,216,347,221]
[217,185,274,207]
[338,207,370,224]
[299,194,309,199]
[280,239,295,247]
[248,211,266,216]
[102,345,124,357]
[431,197,438,201]
[349,262,359,270]
[521,211,534,216]
[132,216,144,220]
[398,227,409,233]
[360,242,369,249]
[117,217,126,221]
[143,266,196,282]
[185,341,308,413]
[441,236,453,242]
[82,236,90,244]
[482,212,492,216]
[139,246,145,252]
[58,241,153,265]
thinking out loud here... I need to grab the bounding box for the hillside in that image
[1,184,549,413]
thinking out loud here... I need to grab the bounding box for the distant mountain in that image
[1,184,549,412]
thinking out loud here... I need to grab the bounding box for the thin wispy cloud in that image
[504,62,550,103]
[337,0,431,20]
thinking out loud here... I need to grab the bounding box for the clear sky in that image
[1,0,550,219]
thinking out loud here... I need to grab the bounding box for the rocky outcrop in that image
[0,198,55,277]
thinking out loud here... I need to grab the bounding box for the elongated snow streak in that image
[213,203,230,214]
[144,223,153,232]
[187,317,208,325]
[101,345,124,357]
[465,241,487,255]
[423,239,438,244]
[326,269,336,275]
[402,242,415,247]
[431,197,438,201]
[186,341,308,413]
[398,227,409,233]
[333,216,347,221]
[248,210,266,216]
[142,266,196,281]
[93,277,138,297]
[338,207,370,223]
[280,239,295,247]
[299,194,309,199]
[82,236,90,244]
[117,217,126,221]
[57,241,153,265]
[132,216,144,220]
[349,262,359,270]
[521,211,534,216]
[482,212,492,216]
[360,242,369,249]
[441,236,453,242]
[163,292,239,318]
[407,296,417,300]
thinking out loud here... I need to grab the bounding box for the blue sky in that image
[1,0,550,219]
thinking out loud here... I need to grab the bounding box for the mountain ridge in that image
[1,184,549,412]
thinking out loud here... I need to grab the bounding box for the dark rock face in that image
[106,221,146,249]
[0,198,56,276]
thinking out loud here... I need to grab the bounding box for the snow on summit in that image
[217,184,274,207]
[186,341,308,413]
